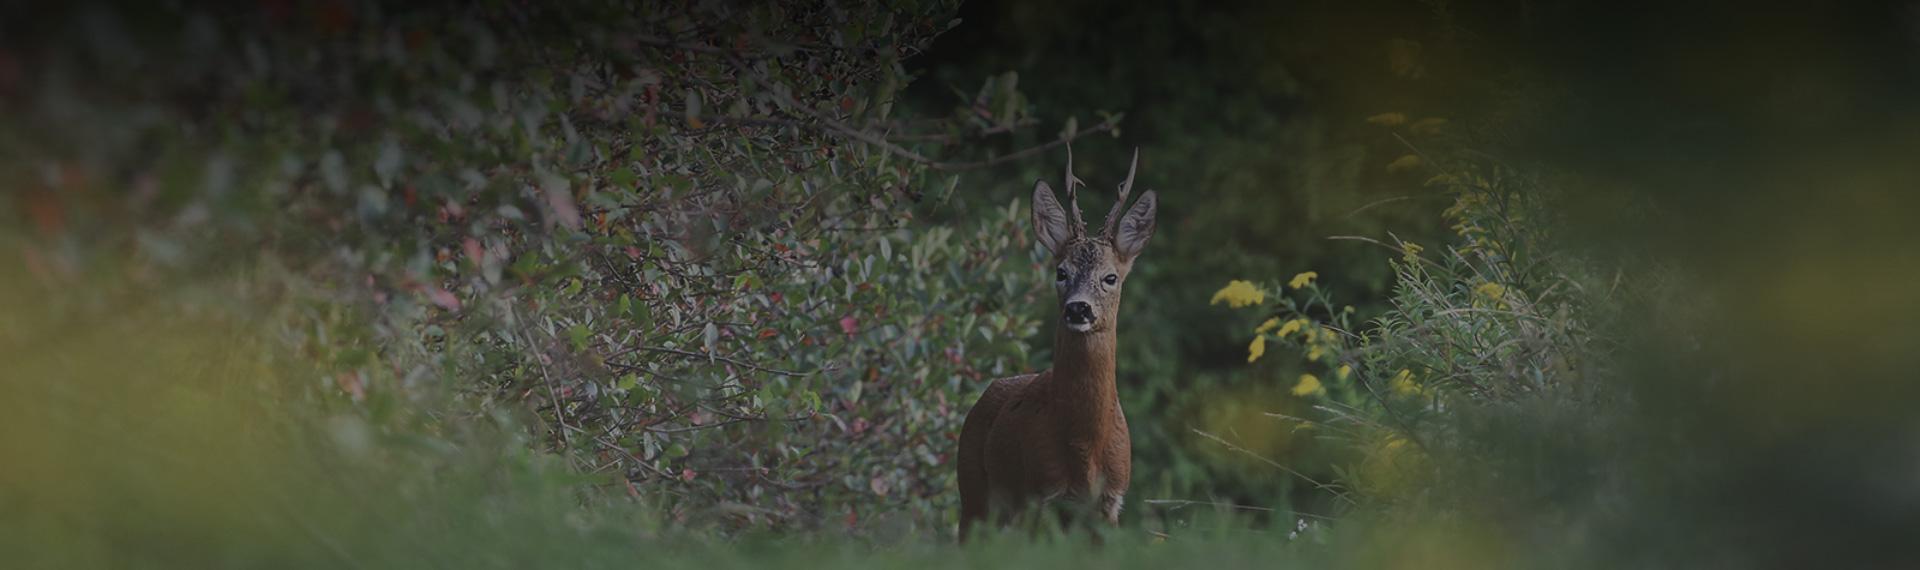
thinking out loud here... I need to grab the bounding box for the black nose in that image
[1065,301,1095,323]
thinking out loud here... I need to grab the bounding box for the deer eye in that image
[1055,268,1069,282]
[1103,274,1118,286]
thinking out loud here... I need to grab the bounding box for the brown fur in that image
[957,153,1157,541]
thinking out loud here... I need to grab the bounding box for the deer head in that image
[1031,148,1158,334]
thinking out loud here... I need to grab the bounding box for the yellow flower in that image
[1391,369,1420,396]
[1337,365,1352,380]
[1365,112,1408,127]
[1292,374,1325,397]
[1386,154,1423,173]
[1402,242,1423,257]
[1275,318,1306,338]
[1288,271,1318,290]
[1475,282,1506,301]
[1210,280,1266,308]
[1307,345,1325,362]
[1246,335,1267,363]
[1255,317,1280,333]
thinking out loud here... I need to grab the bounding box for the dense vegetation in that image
[5,1,1918,568]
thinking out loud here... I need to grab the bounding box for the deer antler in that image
[1101,148,1140,240]
[1064,144,1087,237]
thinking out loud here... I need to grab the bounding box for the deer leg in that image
[1099,491,1125,526]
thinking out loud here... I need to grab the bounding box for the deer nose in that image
[1064,301,1095,323]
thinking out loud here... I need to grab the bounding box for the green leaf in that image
[510,255,543,280]
[628,299,653,328]
[568,325,591,352]
[611,167,636,189]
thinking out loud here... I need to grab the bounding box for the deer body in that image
[958,150,1158,540]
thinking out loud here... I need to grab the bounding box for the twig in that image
[921,118,1120,171]
[1141,499,1273,512]
[1341,195,1417,219]
[1142,499,1341,521]
[616,344,814,377]
[751,75,941,163]
[1392,132,1463,183]
[1325,234,1446,270]
[1189,428,1356,505]
[735,52,1122,171]
[536,355,576,449]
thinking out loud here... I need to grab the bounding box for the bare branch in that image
[1190,428,1357,505]
[615,344,815,377]
[923,118,1120,171]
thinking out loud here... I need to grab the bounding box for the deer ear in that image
[1113,190,1157,262]
[1032,180,1073,255]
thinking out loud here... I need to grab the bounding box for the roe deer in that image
[957,148,1157,541]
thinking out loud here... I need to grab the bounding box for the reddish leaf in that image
[757,328,779,339]
[335,371,366,401]
[426,287,461,311]
[462,238,485,266]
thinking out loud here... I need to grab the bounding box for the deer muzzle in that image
[1063,300,1097,332]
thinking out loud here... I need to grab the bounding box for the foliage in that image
[1213,129,1615,499]
[0,0,1121,534]
[10,0,1920,567]
[909,0,1474,513]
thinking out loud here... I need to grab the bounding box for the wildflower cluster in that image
[1197,114,1608,504]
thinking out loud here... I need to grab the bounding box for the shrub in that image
[1207,123,1615,511]
[1,0,1114,534]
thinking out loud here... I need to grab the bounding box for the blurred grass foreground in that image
[6,1,1920,568]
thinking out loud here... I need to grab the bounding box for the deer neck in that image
[1050,326,1121,420]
